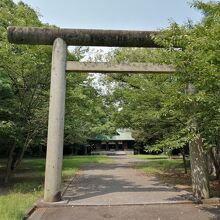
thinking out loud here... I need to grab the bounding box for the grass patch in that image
[132,154,192,191]
[133,154,220,197]
[0,155,112,220]
[130,154,169,160]
[135,157,187,174]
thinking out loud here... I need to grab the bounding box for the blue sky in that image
[13,0,213,30]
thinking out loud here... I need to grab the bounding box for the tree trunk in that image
[4,143,16,184]
[189,136,210,199]
[186,83,210,200]
[181,148,187,174]
[84,146,88,155]
[210,147,220,179]
[13,139,32,170]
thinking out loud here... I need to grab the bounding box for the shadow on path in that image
[63,156,192,204]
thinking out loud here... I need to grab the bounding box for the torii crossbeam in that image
[7,26,176,202]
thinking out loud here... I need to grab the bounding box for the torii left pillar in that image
[44,38,67,202]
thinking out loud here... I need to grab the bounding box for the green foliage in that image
[105,48,183,150]
[103,1,220,154]
[0,0,52,160]
[0,0,113,181]
[65,72,110,144]
[154,1,220,150]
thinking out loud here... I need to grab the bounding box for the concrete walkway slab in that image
[28,204,220,220]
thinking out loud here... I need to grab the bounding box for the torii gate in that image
[7,26,176,202]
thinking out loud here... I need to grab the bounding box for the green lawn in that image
[0,155,112,220]
[131,154,189,174]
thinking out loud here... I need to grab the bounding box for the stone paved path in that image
[62,156,192,205]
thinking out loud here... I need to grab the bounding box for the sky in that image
[12,0,212,31]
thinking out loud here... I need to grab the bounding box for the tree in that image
[0,0,54,183]
[154,1,220,199]
[0,1,115,183]
[102,1,220,199]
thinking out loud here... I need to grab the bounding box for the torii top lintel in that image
[7,26,161,47]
